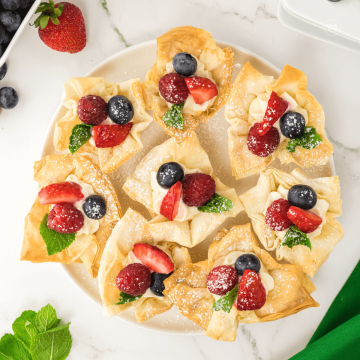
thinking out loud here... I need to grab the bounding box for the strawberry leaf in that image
[40,16,49,30]
[279,225,312,250]
[212,284,239,313]
[51,17,60,25]
[114,292,142,305]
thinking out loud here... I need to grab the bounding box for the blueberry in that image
[172,52,197,77]
[1,0,22,10]
[288,184,317,210]
[0,86,18,109]
[0,62,7,80]
[0,24,5,44]
[235,254,261,275]
[0,11,21,32]
[150,271,173,296]
[2,30,12,44]
[280,111,306,139]
[19,0,34,9]
[156,162,184,189]
[107,95,134,125]
[82,195,106,219]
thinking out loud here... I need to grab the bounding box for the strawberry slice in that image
[258,91,288,136]
[287,206,322,233]
[133,243,175,274]
[160,181,182,221]
[236,269,266,311]
[93,123,133,148]
[184,76,218,104]
[38,182,84,205]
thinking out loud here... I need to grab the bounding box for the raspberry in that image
[247,122,280,157]
[265,198,293,231]
[159,73,190,104]
[207,265,238,296]
[116,263,151,296]
[77,95,108,125]
[182,173,216,207]
[47,203,84,234]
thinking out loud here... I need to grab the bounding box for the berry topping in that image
[236,269,266,311]
[247,122,280,157]
[77,95,107,125]
[150,271,174,296]
[38,182,84,205]
[157,162,184,189]
[0,10,21,32]
[182,173,216,207]
[258,91,288,136]
[107,95,134,125]
[207,265,239,296]
[172,52,197,77]
[116,263,151,296]
[159,73,190,104]
[47,203,84,234]
[184,76,218,104]
[265,199,293,231]
[0,86,18,109]
[133,243,175,274]
[288,185,317,210]
[82,195,106,220]
[160,181,182,221]
[1,0,21,11]
[287,206,322,233]
[280,111,306,139]
[93,123,133,148]
[235,254,261,276]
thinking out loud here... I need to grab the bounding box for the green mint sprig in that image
[198,193,233,213]
[69,124,94,154]
[279,225,312,250]
[162,103,184,131]
[286,126,322,153]
[115,292,142,305]
[212,284,239,313]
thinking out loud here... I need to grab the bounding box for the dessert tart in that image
[54,77,153,173]
[142,26,234,143]
[225,62,334,179]
[123,133,243,248]
[240,167,344,277]
[164,224,318,341]
[98,208,191,321]
[21,154,122,278]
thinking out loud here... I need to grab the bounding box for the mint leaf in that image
[115,292,142,305]
[0,334,32,360]
[212,284,239,313]
[198,193,233,213]
[12,310,36,351]
[39,214,76,256]
[68,124,93,154]
[286,126,322,153]
[31,304,59,334]
[162,103,184,131]
[279,225,312,250]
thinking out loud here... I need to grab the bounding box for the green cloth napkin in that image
[291,261,360,360]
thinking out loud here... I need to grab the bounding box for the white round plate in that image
[42,40,334,335]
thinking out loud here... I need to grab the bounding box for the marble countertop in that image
[0,0,359,359]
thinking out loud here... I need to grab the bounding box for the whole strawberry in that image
[34,1,86,54]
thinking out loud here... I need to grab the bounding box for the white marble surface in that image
[0,0,359,359]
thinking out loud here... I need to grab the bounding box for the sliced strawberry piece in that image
[258,91,288,136]
[38,182,84,205]
[287,206,322,233]
[160,181,182,221]
[236,269,266,311]
[133,243,174,274]
[93,123,133,148]
[184,76,218,104]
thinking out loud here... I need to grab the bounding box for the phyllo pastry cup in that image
[142,26,234,143]
[54,77,153,173]
[240,167,344,277]
[163,224,318,341]
[98,208,191,321]
[21,154,122,278]
[123,133,243,248]
[225,62,334,179]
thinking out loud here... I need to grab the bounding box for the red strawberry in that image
[77,95,107,125]
[236,269,266,311]
[184,76,218,104]
[93,123,133,148]
[247,122,280,157]
[287,206,322,233]
[116,263,151,296]
[182,173,215,207]
[159,73,189,104]
[38,182,84,205]
[258,91,288,136]
[47,202,84,234]
[133,243,174,274]
[160,181,182,221]
[265,199,293,231]
[207,265,238,296]
[35,1,86,54]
